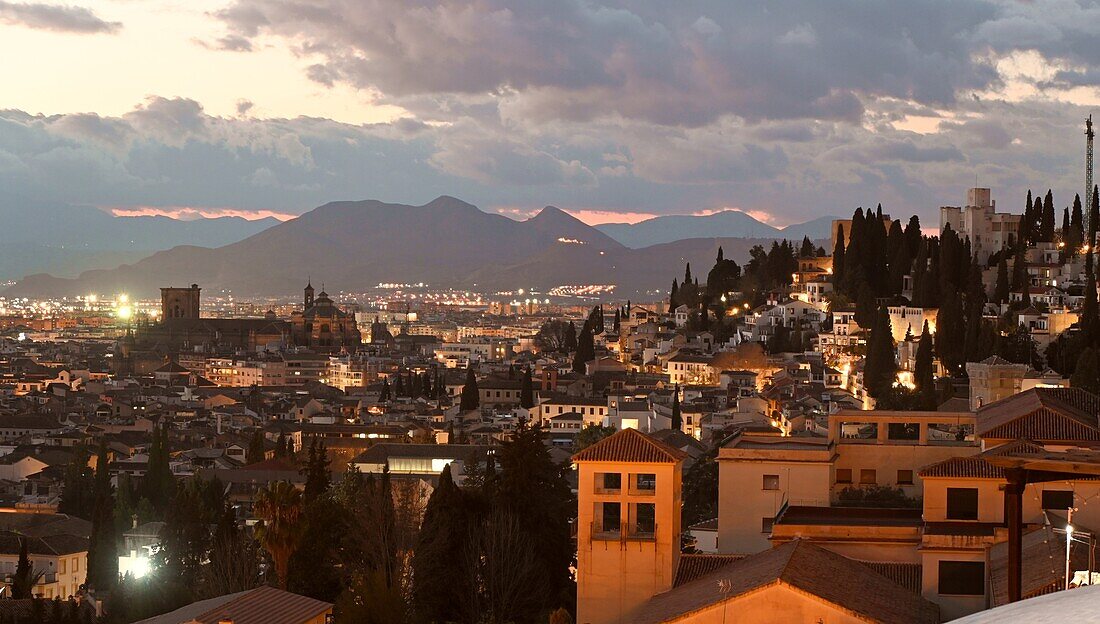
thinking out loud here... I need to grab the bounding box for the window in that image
[72,557,78,572]
[938,561,985,595]
[635,503,656,535]
[860,469,877,485]
[761,517,774,533]
[946,488,979,520]
[634,473,656,492]
[1042,490,1074,510]
[596,472,621,493]
[600,502,621,533]
[763,474,780,490]
[887,422,920,441]
[836,469,852,484]
[59,559,66,574]
[897,470,914,486]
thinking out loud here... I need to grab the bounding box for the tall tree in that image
[141,426,176,516]
[671,387,682,431]
[519,368,534,409]
[915,321,935,404]
[11,538,37,599]
[246,429,265,464]
[254,481,304,590]
[1041,189,1056,243]
[832,223,846,288]
[964,259,987,362]
[86,443,118,591]
[412,465,473,623]
[58,445,95,520]
[864,306,897,398]
[573,322,595,373]
[994,255,1010,304]
[1071,348,1100,394]
[459,366,480,411]
[302,439,331,504]
[935,287,966,375]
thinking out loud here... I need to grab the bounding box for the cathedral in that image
[290,282,361,350]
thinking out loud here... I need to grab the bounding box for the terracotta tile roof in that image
[977,388,1100,442]
[571,428,688,464]
[919,456,1004,479]
[674,554,745,586]
[862,561,923,594]
[988,521,1094,607]
[631,540,939,624]
[133,586,332,624]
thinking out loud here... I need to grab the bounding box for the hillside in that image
[6,197,825,298]
[596,211,836,248]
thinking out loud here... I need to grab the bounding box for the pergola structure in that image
[983,441,1100,602]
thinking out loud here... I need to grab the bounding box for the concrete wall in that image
[577,459,681,624]
[672,583,880,624]
[718,459,831,555]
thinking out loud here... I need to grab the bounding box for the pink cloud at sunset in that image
[108,206,297,221]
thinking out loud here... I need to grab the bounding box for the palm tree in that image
[253,481,304,590]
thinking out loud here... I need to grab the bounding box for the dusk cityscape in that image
[2,1,1100,623]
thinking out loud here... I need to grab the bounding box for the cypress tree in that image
[275,430,288,458]
[935,287,966,375]
[717,246,724,262]
[379,377,391,402]
[915,321,934,392]
[302,439,331,503]
[905,216,922,255]
[671,386,682,431]
[1041,189,1056,243]
[1071,348,1100,394]
[411,465,470,622]
[669,279,679,308]
[613,308,621,333]
[888,234,911,297]
[1020,190,1033,245]
[246,429,265,464]
[684,263,692,285]
[460,366,480,411]
[520,367,534,409]
[864,306,897,399]
[964,259,986,362]
[994,255,1010,304]
[141,426,175,515]
[86,442,117,591]
[393,374,404,397]
[832,223,846,287]
[564,321,577,352]
[573,322,595,373]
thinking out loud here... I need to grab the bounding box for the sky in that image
[0,1,1098,227]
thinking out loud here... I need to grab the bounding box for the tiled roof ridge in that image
[571,427,688,463]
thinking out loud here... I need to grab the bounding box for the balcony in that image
[591,521,658,542]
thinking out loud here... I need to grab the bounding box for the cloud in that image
[0,1,120,34]
[214,0,1013,126]
[2,1,1100,230]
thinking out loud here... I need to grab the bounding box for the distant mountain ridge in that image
[6,197,830,298]
[0,196,279,279]
[596,211,837,248]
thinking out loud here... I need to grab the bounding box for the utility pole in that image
[1087,115,1094,241]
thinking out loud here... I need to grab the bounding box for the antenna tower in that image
[1087,114,1095,238]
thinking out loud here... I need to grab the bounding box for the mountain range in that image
[6,196,831,299]
[595,211,836,248]
[0,196,279,280]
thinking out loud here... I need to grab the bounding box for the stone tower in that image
[160,284,201,319]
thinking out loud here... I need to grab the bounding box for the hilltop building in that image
[940,188,1021,264]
